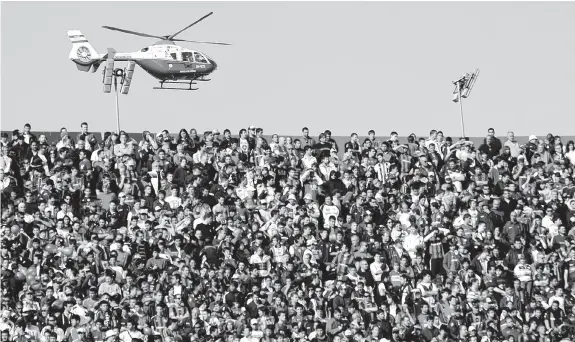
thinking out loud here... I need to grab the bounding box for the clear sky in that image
[2,1,575,138]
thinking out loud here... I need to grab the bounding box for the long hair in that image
[177,128,191,145]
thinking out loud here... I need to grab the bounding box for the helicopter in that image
[67,12,230,92]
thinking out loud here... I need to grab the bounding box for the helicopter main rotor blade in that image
[102,26,164,40]
[168,12,214,39]
[172,38,231,46]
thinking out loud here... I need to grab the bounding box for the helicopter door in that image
[168,49,182,61]
[182,52,193,63]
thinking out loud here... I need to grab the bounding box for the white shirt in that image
[548,224,559,238]
[193,218,205,229]
[250,254,271,277]
[542,215,554,229]
[0,155,11,173]
[0,177,11,191]
[240,337,260,342]
[165,196,182,209]
[398,212,411,228]
[403,234,424,260]
[119,329,144,342]
[56,210,74,220]
[321,204,340,223]
[514,263,533,282]
[504,140,521,157]
[319,163,337,180]
[370,261,384,281]
[301,155,317,170]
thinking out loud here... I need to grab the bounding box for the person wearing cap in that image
[7,121,575,342]
[104,329,119,341]
[210,128,222,144]
[526,134,540,147]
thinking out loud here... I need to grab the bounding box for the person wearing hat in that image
[526,134,539,147]
[303,192,314,203]
[104,329,119,341]
[285,193,298,209]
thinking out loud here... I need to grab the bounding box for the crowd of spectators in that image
[1,122,575,342]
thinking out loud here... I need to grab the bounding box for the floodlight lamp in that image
[462,69,479,99]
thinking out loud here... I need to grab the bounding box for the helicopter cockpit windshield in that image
[193,52,208,64]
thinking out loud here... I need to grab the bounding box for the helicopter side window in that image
[170,53,178,60]
[140,47,149,52]
[193,52,208,64]
[182,52,193,62]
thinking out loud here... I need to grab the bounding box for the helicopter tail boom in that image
[67,30,102,71]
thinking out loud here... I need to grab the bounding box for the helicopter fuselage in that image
[110,42,217,81]
[68,11,227,92]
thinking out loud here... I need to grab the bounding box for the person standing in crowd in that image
[1,123,575,342]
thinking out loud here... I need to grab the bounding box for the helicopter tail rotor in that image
[67,30,102,71]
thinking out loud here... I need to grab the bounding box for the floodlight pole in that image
[452,70,479,139]
[457,82,466,138]
[114,75,121,133]
[0,252,2,310]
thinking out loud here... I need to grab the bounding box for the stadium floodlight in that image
[462,69,479,98]
[452,69,480,138]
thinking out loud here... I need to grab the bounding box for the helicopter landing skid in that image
[154,80,198,91]
[153,87,198,91]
